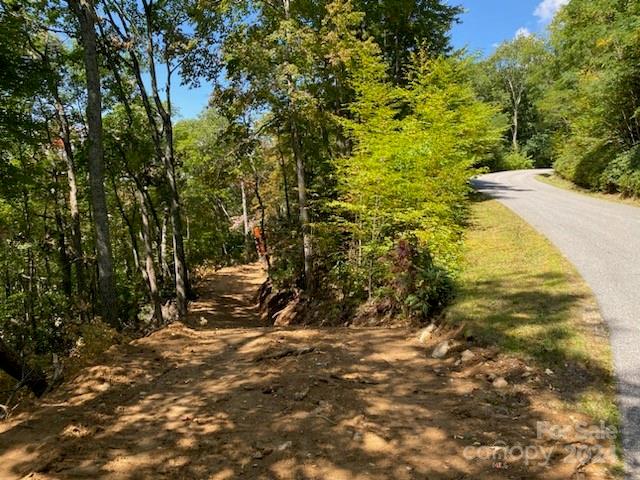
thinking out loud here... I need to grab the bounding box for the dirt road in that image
[0,264,615,479]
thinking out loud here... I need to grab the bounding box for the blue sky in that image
[172,0,566,120]
[449,0,565,54]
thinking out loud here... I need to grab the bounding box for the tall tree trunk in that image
[241,179,249,236]
[512,107,519,151]
[137,190,163,325]
[283,0,313,289]
[291,121,313,289]
[70,0,118,328]
[111,178,141,274]
[278,149,291,221]
[0,338,47,397]
[160,210,172,282]
[164,121,189,317]
[53,194,73,299]
[141,0,188,316]
[252,166,271,272]
[53,92,86,302]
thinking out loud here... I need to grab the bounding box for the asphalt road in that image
[473,169,640,477]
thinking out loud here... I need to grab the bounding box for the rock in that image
[418,324,437,344]
[545,368,554,376]
[460,349,475,362]
[199,316,208,326]
[492,377,508,389]
[431,340,450,359]
[276,441,293,452]
[293,387,309,401]
[162,301,178,323]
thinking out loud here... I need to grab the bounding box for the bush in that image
[600,146,640,196]
[501,150,534,170]
[390,239,454,321]
[554,139,612,190]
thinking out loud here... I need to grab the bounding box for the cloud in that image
[514,27,532,39]
[534,0,569,22]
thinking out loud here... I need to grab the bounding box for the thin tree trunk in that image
[53,192,73,299]
[53,92,86,303]
[512,106,519,151]
[142,0,188,315]
[241,179,249,236]
[252,168,271,272]
[70,0,118,328]
[137,190,163,325]
[508,79,522,152]
[283,0,312,289]
[111,178,140,273]
[278,149,291,221]
[160,210,171,282]
[291,120,313,289]
[165,122,189,317]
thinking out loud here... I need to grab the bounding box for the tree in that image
[542,0,640,194]
[69,0,119,328]
[334,50,503,312]
[355,0,463,82]
[478,34,549,158]
[100,0,193,317]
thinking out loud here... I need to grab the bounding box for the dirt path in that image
[0,264,616,479]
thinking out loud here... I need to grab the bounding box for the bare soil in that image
[0,263,617,479]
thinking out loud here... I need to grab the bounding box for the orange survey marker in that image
[253,226,267,257]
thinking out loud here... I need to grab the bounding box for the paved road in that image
[474,169,640,477]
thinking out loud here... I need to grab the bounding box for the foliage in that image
[501,150,535,170]
[543,0,640,195]
[474,34,552,168]
[174,108,248,265]
[327,52,503,319]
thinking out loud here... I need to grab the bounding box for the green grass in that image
[447,196,618,429]
[537,173,640,208]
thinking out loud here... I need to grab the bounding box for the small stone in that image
[545,368,554,376]
[352,432,363,441]
[199,316,208,326]
[431,340,450,359]
[418,324,437,344]
[460,349,475,362]
[492,377,508,389]
[277,441,293,452]
[293,387,309,401]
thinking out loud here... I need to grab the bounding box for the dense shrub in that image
[324,52,502,320]
[501,150,534,170]
[600,147,640,196]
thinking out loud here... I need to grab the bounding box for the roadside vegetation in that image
[537,173,640,208]
[447,197,618,428]
[475,0,640,199]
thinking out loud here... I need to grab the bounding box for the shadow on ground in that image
[0,264,617,479]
